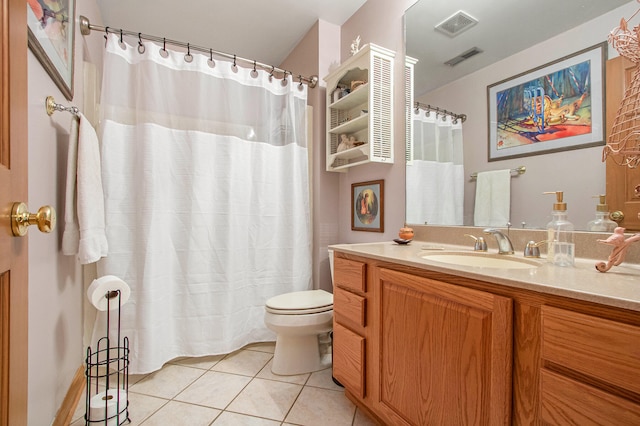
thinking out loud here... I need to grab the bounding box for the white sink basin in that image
[421,251,541,269]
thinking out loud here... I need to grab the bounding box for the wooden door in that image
[376,268,512,426]
[0,0,29,424]
[605,56,640,231]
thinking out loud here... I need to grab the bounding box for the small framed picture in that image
[27,0,76,100]
[351,180,384,232]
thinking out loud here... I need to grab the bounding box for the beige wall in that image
[280,20,341,292]
[337,0,417,243]
[27,0,104,423]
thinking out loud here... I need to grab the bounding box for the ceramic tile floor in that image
[70,342,378,426]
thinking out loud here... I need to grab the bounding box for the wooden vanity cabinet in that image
[539,305,640,425]
[333,253,513,425]
[333,257,368,398]
[332,251,640,426]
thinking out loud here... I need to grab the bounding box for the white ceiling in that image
[93,0,367,67]
[406,0,632,97]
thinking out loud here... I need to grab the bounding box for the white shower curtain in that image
[406,110,464,225]
[95,34,311,374]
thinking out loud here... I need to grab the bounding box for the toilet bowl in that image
[264,289,333,375]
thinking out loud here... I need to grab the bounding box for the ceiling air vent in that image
[435,10,478,38]
[444,47,483,67]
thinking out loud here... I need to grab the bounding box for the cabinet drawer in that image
[334,257,366,293]
[333,322,365,398]
[334,287,366,328]
[541,369,640,425]
[541,305,640,394]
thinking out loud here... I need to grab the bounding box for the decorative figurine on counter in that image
[595,227,640,272]
[398,226,414,240]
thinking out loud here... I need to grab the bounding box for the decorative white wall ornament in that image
[350,36,361,56]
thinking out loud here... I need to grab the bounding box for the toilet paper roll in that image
[88,389,128,426]
[87,275,130,311]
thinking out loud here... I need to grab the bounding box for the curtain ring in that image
[231,54,238,72]
[118,29,126,50]
[208,48,215,68]
[184,43,193,63]
[253,61,257,72]
[103,26,109,47]
[159,37,168,58]
[137,32,145,54]
[250,60,258,78]
[298,75,303,87]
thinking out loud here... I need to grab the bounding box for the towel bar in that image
[470,166,525,180]
[45,96,79,116]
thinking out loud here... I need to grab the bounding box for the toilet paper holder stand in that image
[85,289,130,425]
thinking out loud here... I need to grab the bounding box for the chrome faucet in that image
[483,228,515,255]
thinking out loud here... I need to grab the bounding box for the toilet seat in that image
[265,289,333,315]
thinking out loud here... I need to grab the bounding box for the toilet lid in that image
[265,290,333,314]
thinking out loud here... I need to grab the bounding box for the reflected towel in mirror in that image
[473,169,510,227]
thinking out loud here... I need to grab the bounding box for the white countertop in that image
[330,241,640,312]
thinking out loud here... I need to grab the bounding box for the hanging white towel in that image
[473,169,511,227]
[62,113,108,264]
[62,117,80,255]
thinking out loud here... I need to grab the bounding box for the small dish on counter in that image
[393,238,412,245]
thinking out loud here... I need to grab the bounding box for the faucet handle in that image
[465,234,488,251]
[524,240,547,258]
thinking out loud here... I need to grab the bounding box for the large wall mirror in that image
[405,0,634,231]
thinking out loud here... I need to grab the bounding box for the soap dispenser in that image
[587,195,617,232]
[544,191,575,267]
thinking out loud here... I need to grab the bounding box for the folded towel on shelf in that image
[473,169,511,227]
[62,113,108,264]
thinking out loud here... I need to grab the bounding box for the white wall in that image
[27,0,104,424]
[420,2,636,230]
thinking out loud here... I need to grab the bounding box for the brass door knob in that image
[610,210,625,223]
[11,202,56,236]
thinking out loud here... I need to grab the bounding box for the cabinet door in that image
[333,322,365,398]
[377,268,512,426]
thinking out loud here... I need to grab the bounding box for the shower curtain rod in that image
[415,101,466,123]
[78,15,319,88]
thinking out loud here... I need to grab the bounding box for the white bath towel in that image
[62,113,108,264]
[474,169,511,227]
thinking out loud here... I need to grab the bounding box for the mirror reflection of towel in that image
[473,169,510,227]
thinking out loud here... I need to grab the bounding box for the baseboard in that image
[52,365,84,426]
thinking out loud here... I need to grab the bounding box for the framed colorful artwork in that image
[352,179,384,232]
[27,0,76,100]
[487,42,606,161]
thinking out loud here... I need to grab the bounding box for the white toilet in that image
[264,288,334,375]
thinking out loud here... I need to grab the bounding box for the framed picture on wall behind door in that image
[27,0,76,100]
[352,180,384,232]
